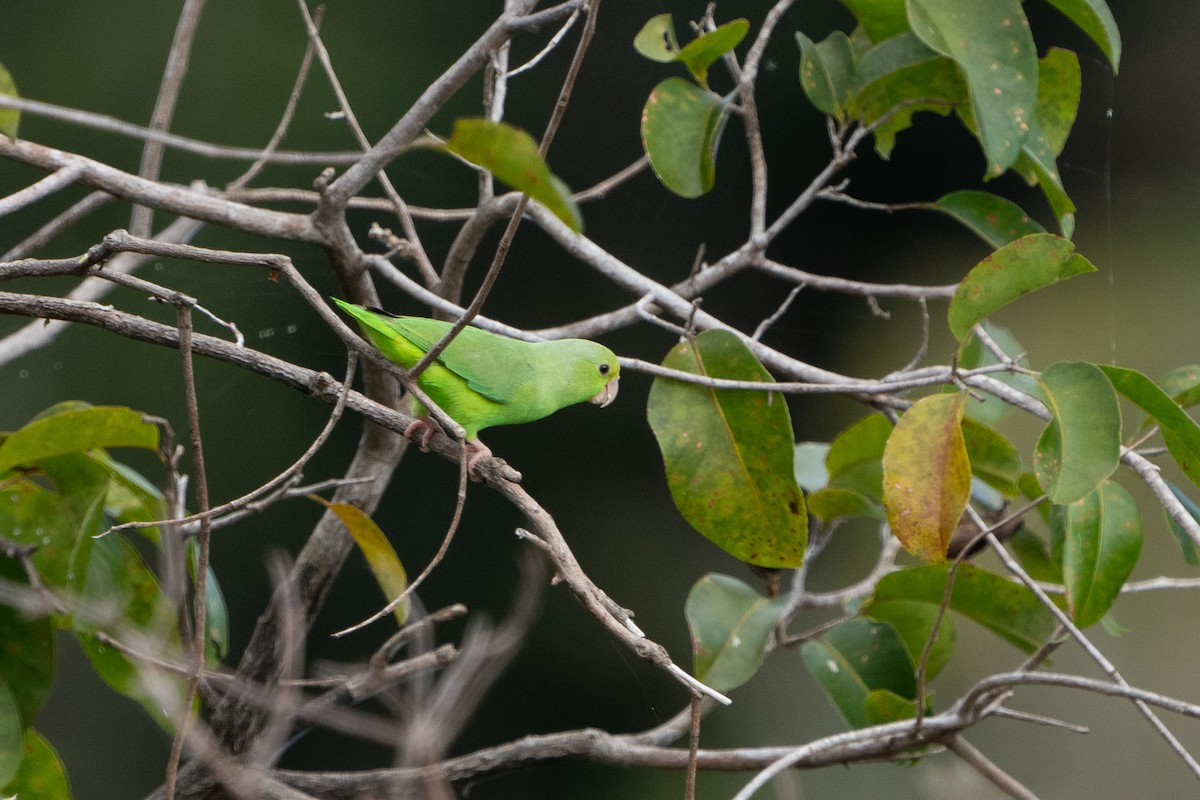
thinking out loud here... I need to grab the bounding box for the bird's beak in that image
[591,377,619,408]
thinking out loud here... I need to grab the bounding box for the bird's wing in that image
[387,317,530,405]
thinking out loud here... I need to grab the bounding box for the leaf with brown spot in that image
[648,331,807,568]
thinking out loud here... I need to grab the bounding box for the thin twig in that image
[332,435,472,637]
[105,351,355,536]
[293,0,438,285]
[165,302,215,800]
[941,734,1040,800]
[0,190,113,261]
[0,163,86,216]
[686,694,702,800]
[980,522,1200,778]
[132,0,208,236]
[509,6,581,76]
[228,6,324,191]
[0,96,363,164]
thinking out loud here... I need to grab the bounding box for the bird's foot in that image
[465,440,493,481]
[402,417,441,451]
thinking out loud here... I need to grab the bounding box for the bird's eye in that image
[598,363,610,376]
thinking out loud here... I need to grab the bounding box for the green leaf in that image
[838,0,910,42]
[641,77,733,198]
[0,479,84,589]
[801,618,916,728]
[648,330,807,568]
[1097,365,1200,489]
[0,405,159,476]
[796,31,856,117]
[685,574,790,692]
[908,0,1038,175]
[677,19,749,87]
[882,393,971,562]
[873,563,1056,651]
[1034,362,1121,505]
[961,417,1021,497]
[931,191,1045,249]
[0,681,22,785]
[0,730,70,800]
[1165,483,1200,567]
[317,499,409,626]
[1042,0,1121,71]
[39,453,112,540]
[633,14,681,62]
[863,598,956,681]
[0,61,18,139]
[1061,481,1142,628]
[441,119,582,233]
[849,32,963,158]
[947,233,1096,342]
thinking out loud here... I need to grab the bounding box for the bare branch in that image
[0,162,86,216]
[0,96,363,164]
[0,138,320,242]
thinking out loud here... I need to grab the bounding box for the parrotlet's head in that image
[553,339,620,409]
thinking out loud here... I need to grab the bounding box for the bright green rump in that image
[333,299,620,440]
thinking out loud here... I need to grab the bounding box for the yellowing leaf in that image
[882,393,970,562]
[0,61,18,139]
[315,499,409,626]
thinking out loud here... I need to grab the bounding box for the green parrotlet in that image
[333,298,620,471]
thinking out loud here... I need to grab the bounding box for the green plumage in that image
[332,298,620,442]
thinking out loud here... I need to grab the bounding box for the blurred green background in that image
[3,1,1200,798]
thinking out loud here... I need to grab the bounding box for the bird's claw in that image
[404,419,496,482]
[403,418,441,452]
[465,441,493,481]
